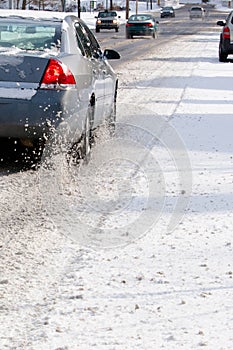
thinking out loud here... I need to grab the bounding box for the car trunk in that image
[0,53,63,140]
[0,54,49,87]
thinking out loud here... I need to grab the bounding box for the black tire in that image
[152,31,156,39]
[96,27,100,33]
[67,107,92,166]
[106,87,117,136]
[219,43,228,62]
[115,27,119,32]
[108,100,116,136]
[126,32,131,39]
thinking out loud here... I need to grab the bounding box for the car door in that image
[75,21,105,129]
[82,22,115,125]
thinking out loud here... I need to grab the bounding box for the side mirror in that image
[103,49,121,60]
[217,20,225,26]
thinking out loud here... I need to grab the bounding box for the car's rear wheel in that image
[219,43,228,62]
[96,27,100,33]
[107,93,117,136]
[115,27,119,32]
[68,107,93,165]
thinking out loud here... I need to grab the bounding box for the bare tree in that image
[22,0,26,9]
[7,0,66,11]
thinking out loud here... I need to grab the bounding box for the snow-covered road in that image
[1,23,233,349]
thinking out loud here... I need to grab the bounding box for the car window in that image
[129,15,152,21]
[0,20,61,51]
[191,7,202,11]
[81,21,100,55]
[98,11,117,18]
[75,21,92,57]
[75,21,100,58]
[228,13,233,23]
[74,22,86,56]
[226,13,231,22]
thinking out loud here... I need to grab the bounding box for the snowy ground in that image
[1,7,233,350]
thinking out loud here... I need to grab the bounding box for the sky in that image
[1,4,233,350]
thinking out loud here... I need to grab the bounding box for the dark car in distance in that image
[95,10,121,32]
[0,10,120,162]
[126,14,159,39]
[217,11,233,62]
[160,6,175,18]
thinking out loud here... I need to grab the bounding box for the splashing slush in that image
[39,103,192,249]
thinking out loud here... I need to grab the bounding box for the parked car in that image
[0,10,120,162]
[160,6,175,18]
[189,6,205,20]
[217,12,233,62]
[126,14,159,39]
[95,10,121,32]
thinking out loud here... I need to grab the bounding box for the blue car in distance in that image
[126,14,159,39]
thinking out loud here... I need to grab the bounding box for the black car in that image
[217,11,233,62]
[160,6,175,18]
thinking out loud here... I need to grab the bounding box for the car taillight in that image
[126,23,133,27]
[223,26,230,39]
[145,23,153,27]
[40,59,76,90]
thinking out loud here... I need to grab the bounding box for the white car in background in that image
[189,6,205,20]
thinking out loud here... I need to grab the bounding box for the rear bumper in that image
[161,13,174,17]
[221,38,233,53]
[190,14,203,19]
[126,28,155,36]
[96,24,119,30]
[0,88,83,141]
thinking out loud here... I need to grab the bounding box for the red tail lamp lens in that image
[41,59,76,86]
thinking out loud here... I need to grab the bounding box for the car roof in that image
[0,9,69,22]
[130,13,153,17]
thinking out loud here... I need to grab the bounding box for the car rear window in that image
[191,7,202,11]
[129,15,152,21]
[0,20,61,51]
